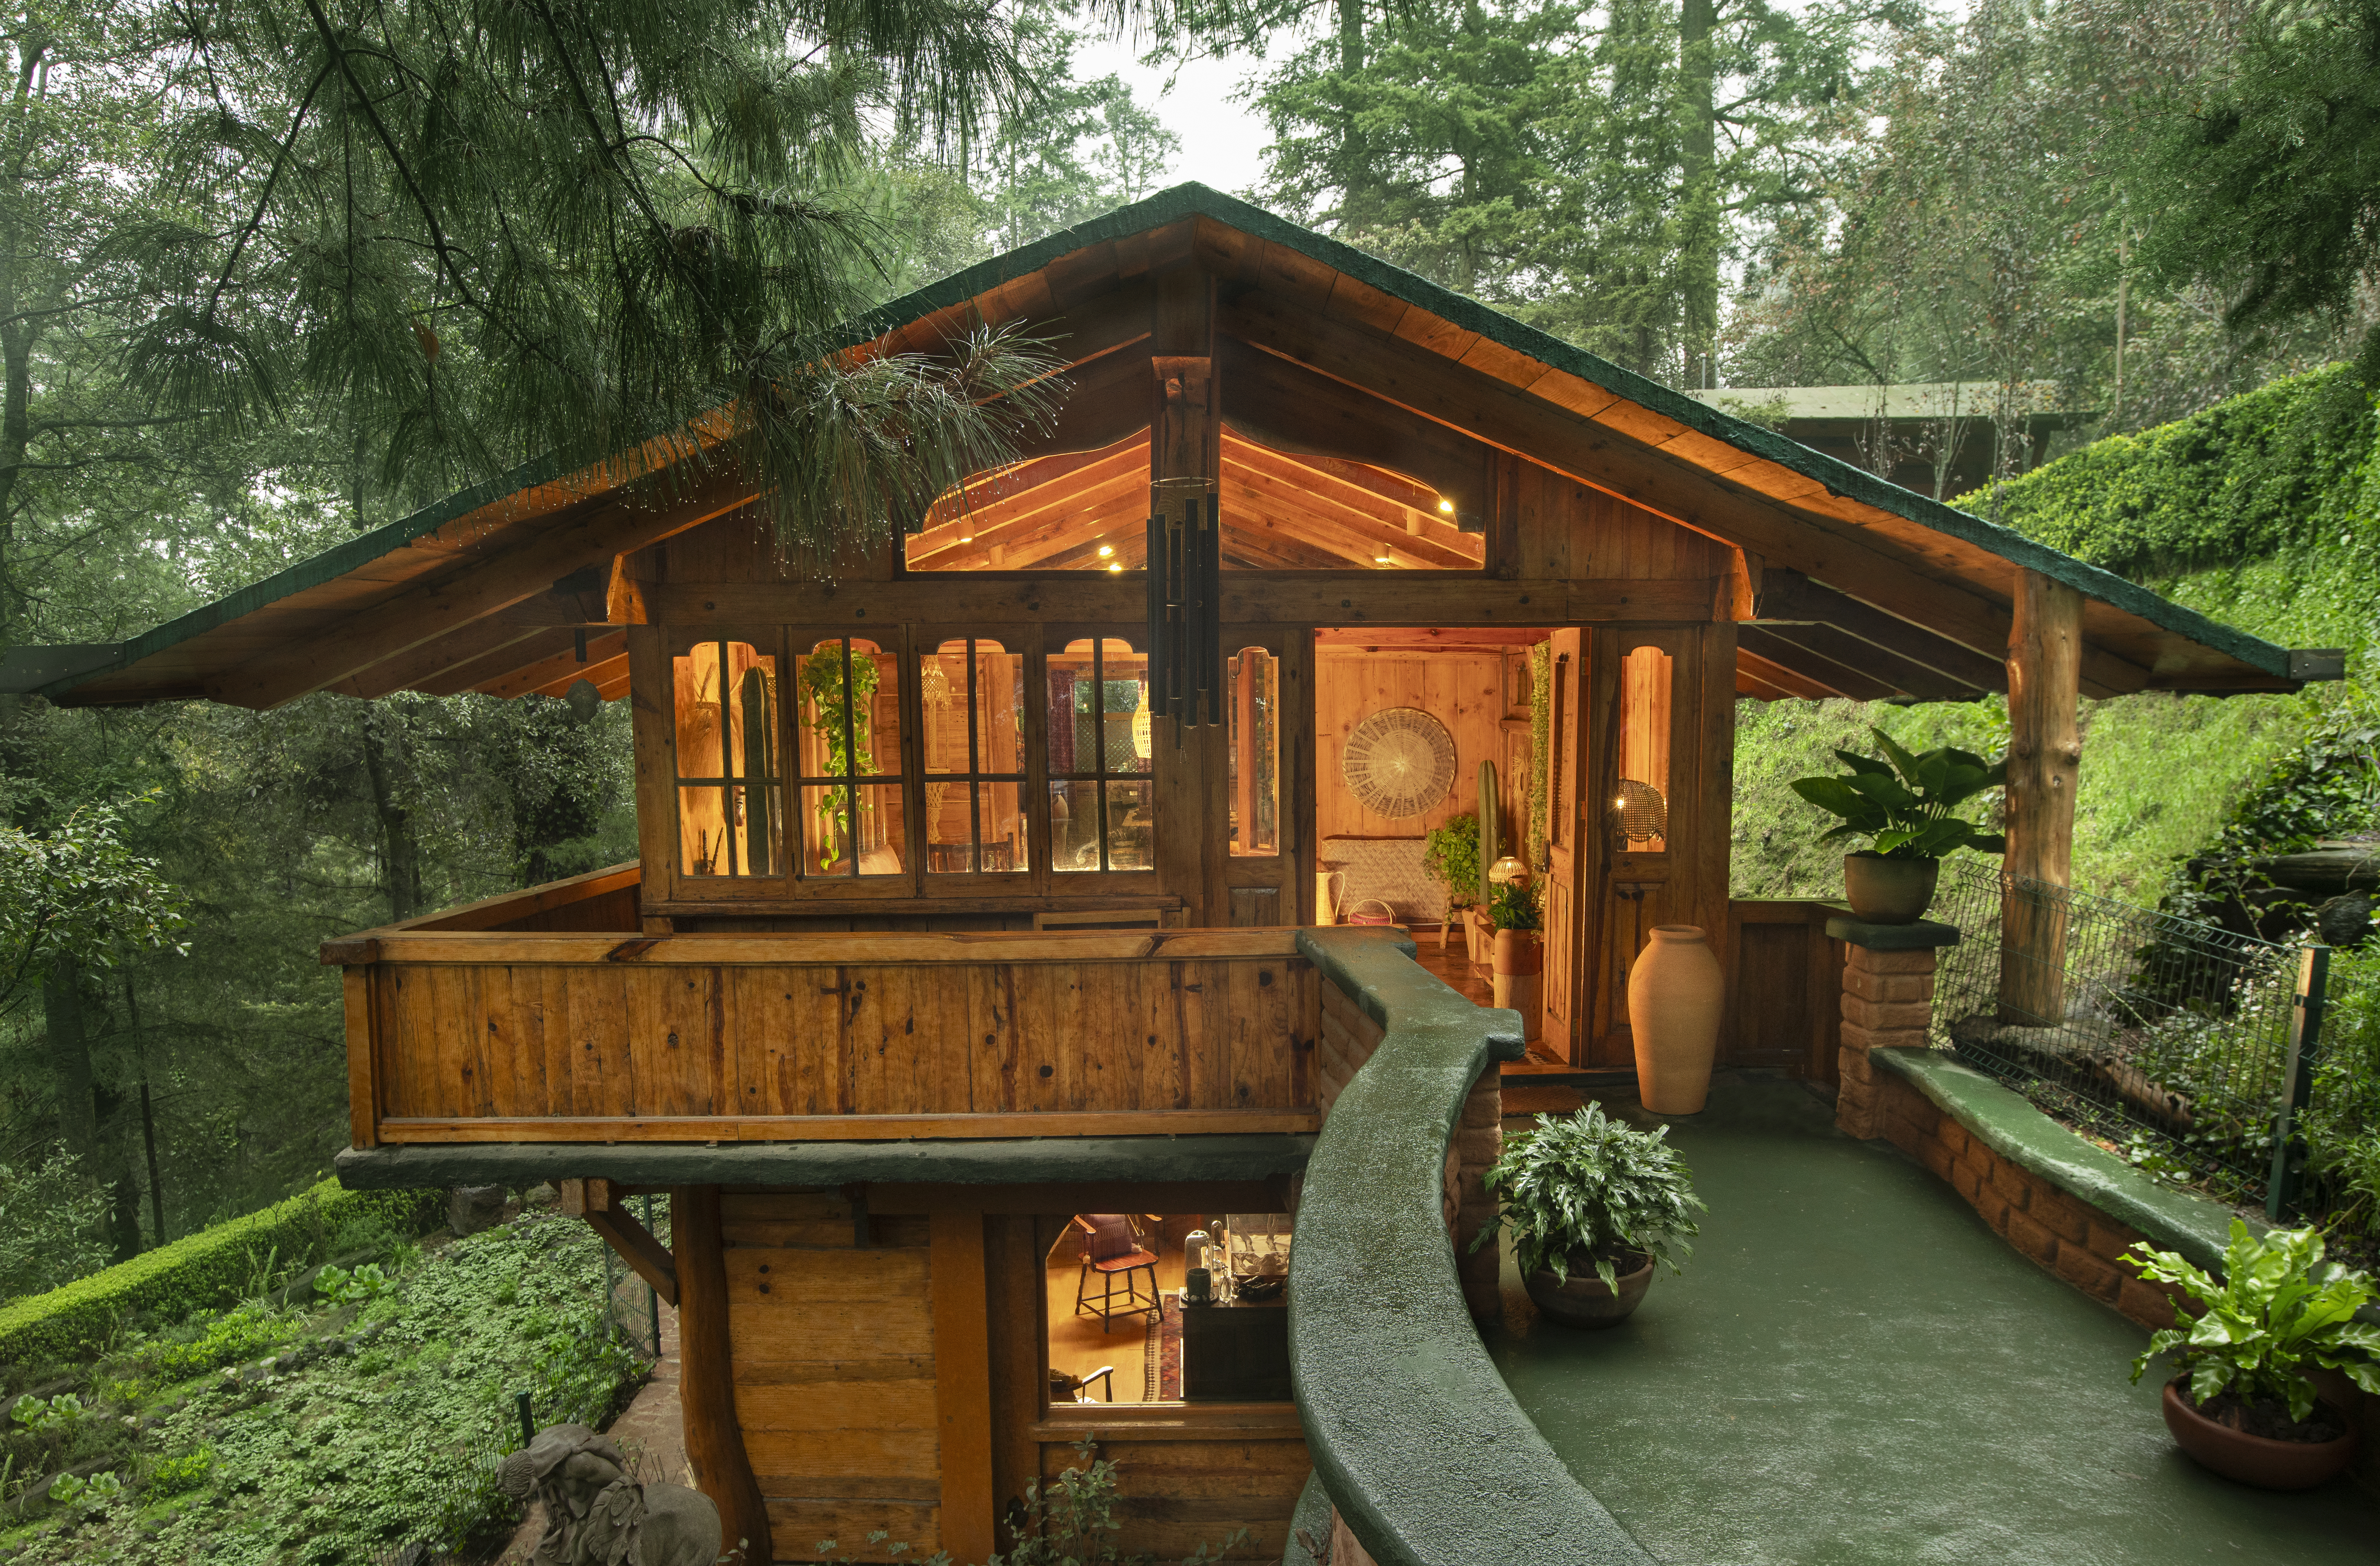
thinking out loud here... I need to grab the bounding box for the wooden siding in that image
[340,930,1320,1145]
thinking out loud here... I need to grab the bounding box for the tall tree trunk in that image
[1334,0,1375,230]
[362,708,425,921]
[1676,0,1721,389]
[43,954,95,1165]
[128,977,167,1245]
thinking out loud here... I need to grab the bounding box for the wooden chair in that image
[1072,1214,1164,1332]
[1047,1365,1117,1403]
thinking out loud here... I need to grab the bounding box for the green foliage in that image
[1786,727,2007,860]
[1527,644,1551,873]
[1489,880,1541,932]
[1947,363,2376,576]
[992,1438,1247,1565]
[0,1180,435,1374]
[2304,944,2380,1239]
[1423,813,1483,907]
[2118,0,2380,339]
[2124,1221,2380,1423]
[311,1263,393,1308]
[0,798,189,1012]
[137,1302,288,1383]
[1471,1104,1706,1291]
[0,1145,115,1304]
[145,1446,213,1496]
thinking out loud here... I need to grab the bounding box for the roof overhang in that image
[17,184,2329,708]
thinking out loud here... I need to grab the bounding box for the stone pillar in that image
[1827,917,1959,1140]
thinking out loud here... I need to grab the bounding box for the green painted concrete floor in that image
[1481,1072,2379,1565]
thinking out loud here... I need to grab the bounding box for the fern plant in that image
[1470,1104,1705,1291]
[2124,1221,2380,1424]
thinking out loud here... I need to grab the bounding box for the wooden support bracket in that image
[561,1177,679,1306]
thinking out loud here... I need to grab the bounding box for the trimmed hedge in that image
[0,1179,439,1373]
[1952,362,2374,576]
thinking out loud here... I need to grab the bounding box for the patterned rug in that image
[1143,1301,1183,1401]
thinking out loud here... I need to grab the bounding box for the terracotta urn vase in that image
[2160,1381,2360,1490]
[1492,929,1543,1042]
[1842,852,1941,925]
[1627,925,1723,1114]
[1524,1251,1654,1329]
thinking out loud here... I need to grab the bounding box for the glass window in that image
[1227,648,1279,856]
[673,639,780,877]
[1047,639,1154,874]
[1045,1211,1293,1407]
[1615,644,1671,853]
[795,638,906,879]
[919,639,1026,875]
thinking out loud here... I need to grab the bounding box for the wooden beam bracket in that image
[562,1177,679,1306]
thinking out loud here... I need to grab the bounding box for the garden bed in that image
[0,1196,647,1566]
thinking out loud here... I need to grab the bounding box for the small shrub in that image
[145,1447,212,1496]
[311,1263,393,1307]
[1471,1104,1706,1290]
[2124,1221,2380,1422]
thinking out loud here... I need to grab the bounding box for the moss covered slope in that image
[1733,363,2380,905]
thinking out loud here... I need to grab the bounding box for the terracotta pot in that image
[1842,853,1941,924]
[2160,1381,2359,1490]
[1524,1252,1654,1329]
[1627,925,1723,1114]
[1492,929,1543,1042]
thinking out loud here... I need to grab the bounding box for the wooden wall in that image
[358,941,1320,1139]
[722,1189,944,1561]
[1313,649,1504,842]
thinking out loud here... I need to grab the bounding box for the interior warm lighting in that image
[1374,553,1392,564]
[958,535,973,543]
[1107,562,1123,573]
[1437,498,1455,514]
[1097,543,1115,558]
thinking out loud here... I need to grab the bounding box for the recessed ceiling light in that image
[1437,499,1455,514]
[1374,553,1393,564]
[958,535,973,543]
[1097,543,1114,558]
[1107,562,1123,573]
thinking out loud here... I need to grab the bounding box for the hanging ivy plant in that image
[802,650,881,869]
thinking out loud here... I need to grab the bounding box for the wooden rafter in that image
[1737,628,1900,701]
[1736,645,1838,701]
[480,631,631,700]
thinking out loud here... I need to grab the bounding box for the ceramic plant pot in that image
[1627,924,1723,1114]
[1492,929,1543,1042]
[1841,853,1941,924]
[1524,1252,1654,1329]
[2160,1382,2359,1490]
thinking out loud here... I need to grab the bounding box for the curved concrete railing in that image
[1288,928,1654,1566]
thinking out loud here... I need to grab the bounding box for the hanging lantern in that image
[1145,476,1222,740]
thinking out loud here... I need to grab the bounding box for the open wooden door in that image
[1539,629,1589,1062]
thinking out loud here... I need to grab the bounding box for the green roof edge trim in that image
[48,183,2295,702]
[41,446,578,701]
[851,182,2293,680]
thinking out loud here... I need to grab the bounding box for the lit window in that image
[795,638,906,878]
[672,639,780,877]
[919,639,1025,875]
[1048,639,1153,874]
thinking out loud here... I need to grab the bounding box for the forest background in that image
[0,0,2374,1297]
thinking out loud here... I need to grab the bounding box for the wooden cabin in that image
[23,185,2331,1564]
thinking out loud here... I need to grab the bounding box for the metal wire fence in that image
[601,1192,671,1359]
[1927,859,2322,1208]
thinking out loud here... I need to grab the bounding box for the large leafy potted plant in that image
[2123,1221,2379,1489]
[1788,727,2006,923]
[1470,1104,1705,1328]
[1424,812,1484,958]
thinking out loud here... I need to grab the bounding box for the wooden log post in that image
[1150,265,1224,927]
[672,1184,771,1566]
[2000,570,2083,1025]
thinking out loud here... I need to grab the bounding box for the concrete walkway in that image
[494,1300,688,1564]
[1484,1073,2376,1565]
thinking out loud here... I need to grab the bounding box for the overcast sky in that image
[1068,35,1279,197]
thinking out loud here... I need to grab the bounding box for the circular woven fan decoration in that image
[1341,708,1457,820]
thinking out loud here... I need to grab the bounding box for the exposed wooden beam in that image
[912,458,1149,571]
[1217,475,1449,569]
[1752,569,2008,693]
[483,632,631,699]
[1738,627,1900,701]
[335,618,548,701]
[561,1177,678,1305]
[1229,435,1478,554]
[1735,643,1847,701]
[207,470,764,710]
[1316,627,1550,648]
[912,431,1145,551]
[1748,621,1980,702]
[1221,456,1479,569]
[1218,335,1491,521]
[419,627,581,697]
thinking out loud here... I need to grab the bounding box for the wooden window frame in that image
[1042,627,1162,888]
[916,629,1034,888]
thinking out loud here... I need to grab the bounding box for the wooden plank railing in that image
[334,927,1322,1148]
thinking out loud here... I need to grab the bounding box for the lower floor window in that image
[1046,1211,1293,1405]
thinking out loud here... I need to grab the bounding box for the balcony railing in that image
[327,867,1321,1148]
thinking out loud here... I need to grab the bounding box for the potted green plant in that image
[2122,1221,2379,1489]
[1488,879,1543,1036]
[1424,812,1484,958]
[1788,727,2006,923]
[1470,1104,1705,1328]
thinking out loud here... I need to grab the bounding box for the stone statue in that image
[497,1424,724,1566]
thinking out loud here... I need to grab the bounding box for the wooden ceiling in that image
[904,430,1486,572]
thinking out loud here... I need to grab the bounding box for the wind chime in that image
[1144,475,1223,743]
